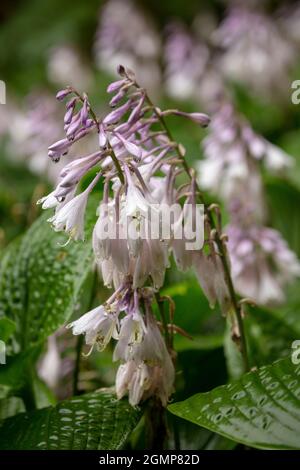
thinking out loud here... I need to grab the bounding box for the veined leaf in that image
[0,346,41,393]
[0,397,25,420]
[0,389,141,450]
[0,317,16,343]
[0,197,98,352]
[169,358,300,450]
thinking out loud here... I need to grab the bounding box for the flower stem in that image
[72,334,84,396]
[155,293,170,349]
[22,369,36,411]
[141,89,249,372]
[145,398,168,450]
[108,142,125,185]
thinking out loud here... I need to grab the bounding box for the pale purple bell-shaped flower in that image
[227,224,300,305]
[198,101,293,221]
[115,307,174,406]
[193,251,232,315]
[213,6,296,100]
[94,0,161,96]
[47,189,89,242]
[67,304,119,352]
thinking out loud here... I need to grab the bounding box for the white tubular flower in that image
[125,182,150,217]
[115,311,175,406]
[48,190,89,241]
[113,311,146,362]
[98,258,125,289]
[67,304,119,351]
[37,190,60,209]
[264,144,293,173]
[93,198,130,278]
[193,252,217,308]
[124,166,155,217]
[93,203,112,261]
[172,237,193,272]
[193,251,232,315]
[147,239,169,290]
[132,243,150,289]
[116,356,174,407]
[116,361,150,406]
[93,227,111,264]
[130,239,169,290]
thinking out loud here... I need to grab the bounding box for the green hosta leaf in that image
[224,307,298,379]
[0,389,141,450]
[33,375,57,409]
[245,307,298,367]
[174,333,224,352]
[167,415,236,450]
[0,154,44,248]
[169,358,300,450]
[0,346,41,393]
[0,397,25,420]
[0,198,97,352]
[162,279,224,338]
[0,317,16,343]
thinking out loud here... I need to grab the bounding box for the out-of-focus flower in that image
[0,98,17,137]
[94,0,161,95]
[227,224,300,305]
[6,92,65,181]
[193,250,232,314]
[198,101,293,220]
[279,3,300,48]
[38,335,61,389]
[37,329,75,397]
[6,90,97,183]
[164,22,209,101]
[214,6,296,99]
[47,45,92,90]
[164,21,224,108]
[198,99,300,305]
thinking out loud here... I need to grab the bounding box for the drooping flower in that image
[213,6,296,100]
[67,304,119,351]
[113,311,146,362]
[38,65,254,408]
[227,224,300,305]
[115,307,174,406]
[198,101,293,221]
[94,0,161,95]
[193,250,232,315]
[47,45,92,90]
[164,21,209,101]
[48,189,89,242]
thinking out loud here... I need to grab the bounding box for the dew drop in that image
[232,391,246,400]
[214,413,223,423]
